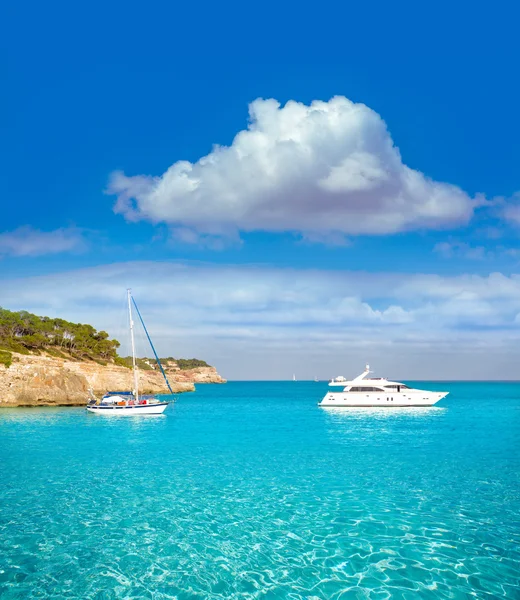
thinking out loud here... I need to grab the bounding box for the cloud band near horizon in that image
[4,261,520,379]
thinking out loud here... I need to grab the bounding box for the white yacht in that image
[319,365,448,408]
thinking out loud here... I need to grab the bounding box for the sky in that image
[2,0,520,380]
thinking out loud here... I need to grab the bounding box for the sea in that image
[0,381,519,599]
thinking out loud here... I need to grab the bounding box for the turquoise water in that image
[0,381,519,599]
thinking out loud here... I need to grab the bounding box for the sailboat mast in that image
[127,289,139,402]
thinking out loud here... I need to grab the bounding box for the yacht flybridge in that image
[86,290,173,416]
[319,365,448,408]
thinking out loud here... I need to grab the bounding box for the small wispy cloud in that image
[433,241,488,260]
[298,231,351,247]
[495,192,520,226]
[169,227,242,250]
[434,241,520,262]
[0,226,87,257]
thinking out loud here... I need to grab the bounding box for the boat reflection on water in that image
[320,405,448,448]
[320,405,446,421]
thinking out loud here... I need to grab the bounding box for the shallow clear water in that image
[1,381,519,599]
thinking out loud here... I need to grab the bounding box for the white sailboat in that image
[86,290,171,416]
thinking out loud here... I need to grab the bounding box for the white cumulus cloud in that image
[109,96,475,243]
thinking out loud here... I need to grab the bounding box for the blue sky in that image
[2,0,520,379]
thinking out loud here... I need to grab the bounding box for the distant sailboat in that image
[293,374,296,382]
[314,376,318,382]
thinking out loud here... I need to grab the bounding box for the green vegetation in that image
[172,358,209,370]
[114,356,131,369]
[45,348,71,359]
[118,356,210,370]
[0,306,212,370]
[117,357,154,370]
[155,357,209,370]
[0,349,12,368]
[0,307,120,362]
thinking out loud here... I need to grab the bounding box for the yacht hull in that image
[319,392,447,408]
[86,402,168,415]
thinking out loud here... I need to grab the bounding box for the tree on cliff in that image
[0,307,213,370]
[0,307,120,361]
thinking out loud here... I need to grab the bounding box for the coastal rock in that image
[0,353,224,407]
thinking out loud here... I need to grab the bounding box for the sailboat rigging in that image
[86,289,172,415]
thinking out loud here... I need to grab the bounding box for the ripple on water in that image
[0,383,519,598]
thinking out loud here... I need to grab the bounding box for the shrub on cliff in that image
[114,356,131,369]
[156,357,210,370]
[116,357,154,370]
[0,349,12,368]
[174,358,210,370]
[116,356,211,370]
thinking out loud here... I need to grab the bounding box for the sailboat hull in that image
[86,402,168,416]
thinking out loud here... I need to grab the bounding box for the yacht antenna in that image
[127,288,139,402]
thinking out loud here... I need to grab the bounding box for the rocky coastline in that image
[0,352,225,407]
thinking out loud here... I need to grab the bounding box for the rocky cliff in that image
[0,352,225,407]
